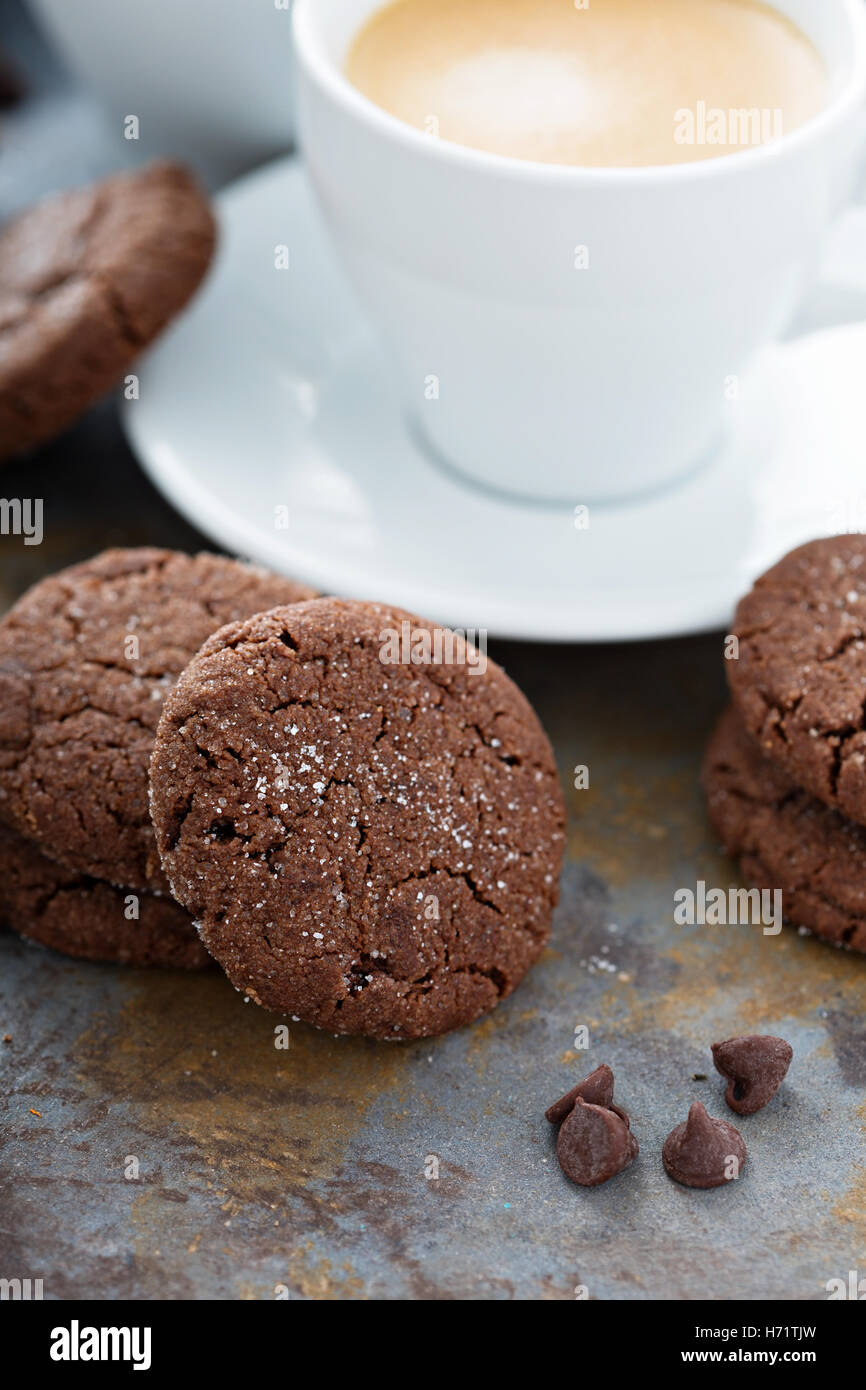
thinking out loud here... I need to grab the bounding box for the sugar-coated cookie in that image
[150,598,566,1039]
[703,705,866,951]
[729,535,866,827]
[0,161,215,459]
[0,828,209,970]
[0,548,315,891]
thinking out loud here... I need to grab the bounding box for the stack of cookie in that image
[703,535,866,953]
[0,167,568,1038]
[0,549,566,1040]
[0,549,315,968]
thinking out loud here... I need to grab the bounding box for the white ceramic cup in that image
[293,0,866,504]
[28,0,296,185]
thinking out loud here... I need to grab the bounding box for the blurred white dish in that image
[28,0,295,184]
[125,158,866,642]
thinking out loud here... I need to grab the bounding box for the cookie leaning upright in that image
[728,535,866,825]
[149,598,566,1039]
[0,161,216,460]
[0,549,316,893]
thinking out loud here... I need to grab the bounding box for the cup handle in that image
[792,115,866,333]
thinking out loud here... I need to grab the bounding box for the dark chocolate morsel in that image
[556,1098,639,1187]
[546,1063,614,1124]
[712,1035,793,1115]
[545,1062,632,1129]
[662,1101,746,1189]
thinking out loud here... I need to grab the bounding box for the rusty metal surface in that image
[1,1,864,1301]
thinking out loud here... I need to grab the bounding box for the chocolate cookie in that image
[728,535,866,827]
[0,549,316,892]
[702,706,866,951]
[0,828,208,970]
[0,161,215,459]
[150,598,566,1039]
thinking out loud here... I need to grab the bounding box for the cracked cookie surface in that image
[729,535,866,826]
[0,548,316,892]
[0,160,216,460]
[702,705,866,951]
[0,827,209,969]
[149,598,566,1038]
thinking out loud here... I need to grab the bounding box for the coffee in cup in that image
[294,0,866,503]
[346,0,826,168]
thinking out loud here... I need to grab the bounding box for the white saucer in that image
[126,157,866,643]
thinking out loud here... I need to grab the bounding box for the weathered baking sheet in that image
[0,0,863,1302]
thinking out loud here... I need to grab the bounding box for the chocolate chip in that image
[556,1098,639,1187]
[545,1062,631,1128]
[711,1035,793,1115]
[662,1101,746,1189]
